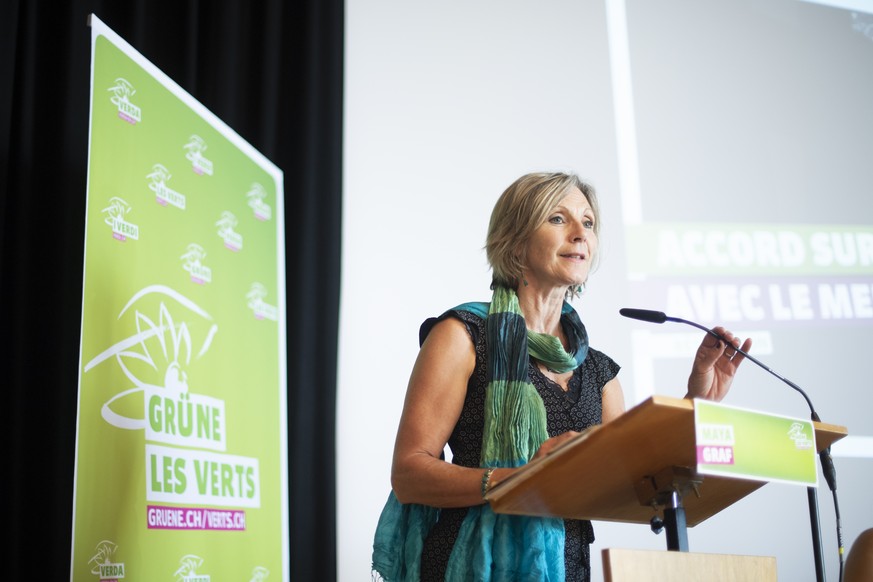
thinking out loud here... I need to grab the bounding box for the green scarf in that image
[372,286,589,581]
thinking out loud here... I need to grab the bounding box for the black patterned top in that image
[418,308,621,582]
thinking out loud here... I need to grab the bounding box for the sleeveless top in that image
[418,308,621,582]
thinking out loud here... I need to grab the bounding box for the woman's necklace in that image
[539,360,563,374]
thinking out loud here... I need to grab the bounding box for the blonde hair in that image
[485,172,600,291]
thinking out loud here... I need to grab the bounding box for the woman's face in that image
[522,186,597,291]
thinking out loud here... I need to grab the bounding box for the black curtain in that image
[0,1,342,579]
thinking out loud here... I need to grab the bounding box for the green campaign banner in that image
[71,15,287,582]
[694,399,817,486]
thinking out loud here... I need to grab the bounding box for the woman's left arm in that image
[686,326,752,402]
[602,377,626,423]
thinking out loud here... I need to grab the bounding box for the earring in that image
[523,278,529,287]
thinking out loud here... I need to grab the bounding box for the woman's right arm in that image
[390,316,496,508]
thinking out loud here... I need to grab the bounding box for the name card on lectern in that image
[694,399,818,486]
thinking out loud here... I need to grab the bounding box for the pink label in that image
[147,505,246,531]
[697,445,734,465]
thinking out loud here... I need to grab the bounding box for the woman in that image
[372,172,751,581]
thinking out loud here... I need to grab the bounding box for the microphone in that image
[618,308,668,324]
[619,308,821,421]
[619,308,836,487]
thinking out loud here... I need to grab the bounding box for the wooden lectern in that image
[484,395,847,579]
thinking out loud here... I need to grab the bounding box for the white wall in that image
[340,1,873,580]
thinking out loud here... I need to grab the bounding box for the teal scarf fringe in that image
[372,287,588,581]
